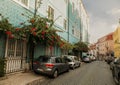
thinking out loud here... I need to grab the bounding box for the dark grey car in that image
[33,55,69,78]
[112,57,120,85]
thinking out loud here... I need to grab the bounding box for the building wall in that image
[0,0,34,26]
[98,32,114,59]
[80,0,89,43]
[39,0,68,39]
[0,0,89,57]
[0,32,6,58]
[35,0,68,56]
[89,43,97,57]
[0,0,68,57]
[113,26,120,57]
[68,0,81,43]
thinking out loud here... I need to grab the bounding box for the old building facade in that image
[97,32,114,60]
[0,0,89,73]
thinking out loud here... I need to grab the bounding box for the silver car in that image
[33,55,70,78]
[82,56,91,63]
[62,55,81,69]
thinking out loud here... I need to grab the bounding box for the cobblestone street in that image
[38,61,115,85]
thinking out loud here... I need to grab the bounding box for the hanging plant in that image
[0,15,65,47]
[0,18,13,31]
[60,41,74,50]
[22,16,64,46]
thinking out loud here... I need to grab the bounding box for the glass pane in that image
[38,56,50,63]
[16,40,23,57]
[8,39,15,57]
[21,0,28,6]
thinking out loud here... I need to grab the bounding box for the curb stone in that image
[26,78,45,85]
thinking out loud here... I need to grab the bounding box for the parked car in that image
[91,56,96,61]
[82,56,91,63]
[110,57,115,70]
[82,53,91,63]
[105,56,114,64]
[89,54,96,61]
[62,55,81,69]
[112,57,120,85]
[33,55,70,78]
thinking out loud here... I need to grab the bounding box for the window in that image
[64,19,67,30]
[21,0,28,6]
[13,0,29,8]
[7,39,23,57]
[64,0,68,3]
[48,6,54,20]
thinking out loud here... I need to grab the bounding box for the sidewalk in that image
[0,71,45,85]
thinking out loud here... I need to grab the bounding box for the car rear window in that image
[64,57,72,62]
[37,56,50,63]
[55,58,62,63]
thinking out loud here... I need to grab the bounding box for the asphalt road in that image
[38,61,115,85]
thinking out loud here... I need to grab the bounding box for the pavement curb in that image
[0,76,7,81]
[26,78,45,85]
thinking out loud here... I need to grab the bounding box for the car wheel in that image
[78,63,80,67]
[52,70,58,78]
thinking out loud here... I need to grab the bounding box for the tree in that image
[61,41,74,54]
[73,42,89,59]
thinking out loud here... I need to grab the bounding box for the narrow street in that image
[38,61,115,85]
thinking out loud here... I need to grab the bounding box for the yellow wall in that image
[113,26,120,57]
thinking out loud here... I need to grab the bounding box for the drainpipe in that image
[80,0,82,42]
[67,0,69,43]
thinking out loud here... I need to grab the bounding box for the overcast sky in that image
[82,0,120,43]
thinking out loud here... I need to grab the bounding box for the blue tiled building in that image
[0,0,89,73]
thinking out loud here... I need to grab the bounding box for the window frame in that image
[63,19,67,30]
[13,0,29,9]
[48,6,54,20]
[5,38,24,58]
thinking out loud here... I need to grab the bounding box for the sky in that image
[82,0,120,43]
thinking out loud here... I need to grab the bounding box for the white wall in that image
[38,0,67,30]
[80,0,89,42]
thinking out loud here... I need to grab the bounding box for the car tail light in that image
[33,61,39,64]
[45,64,54,68]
